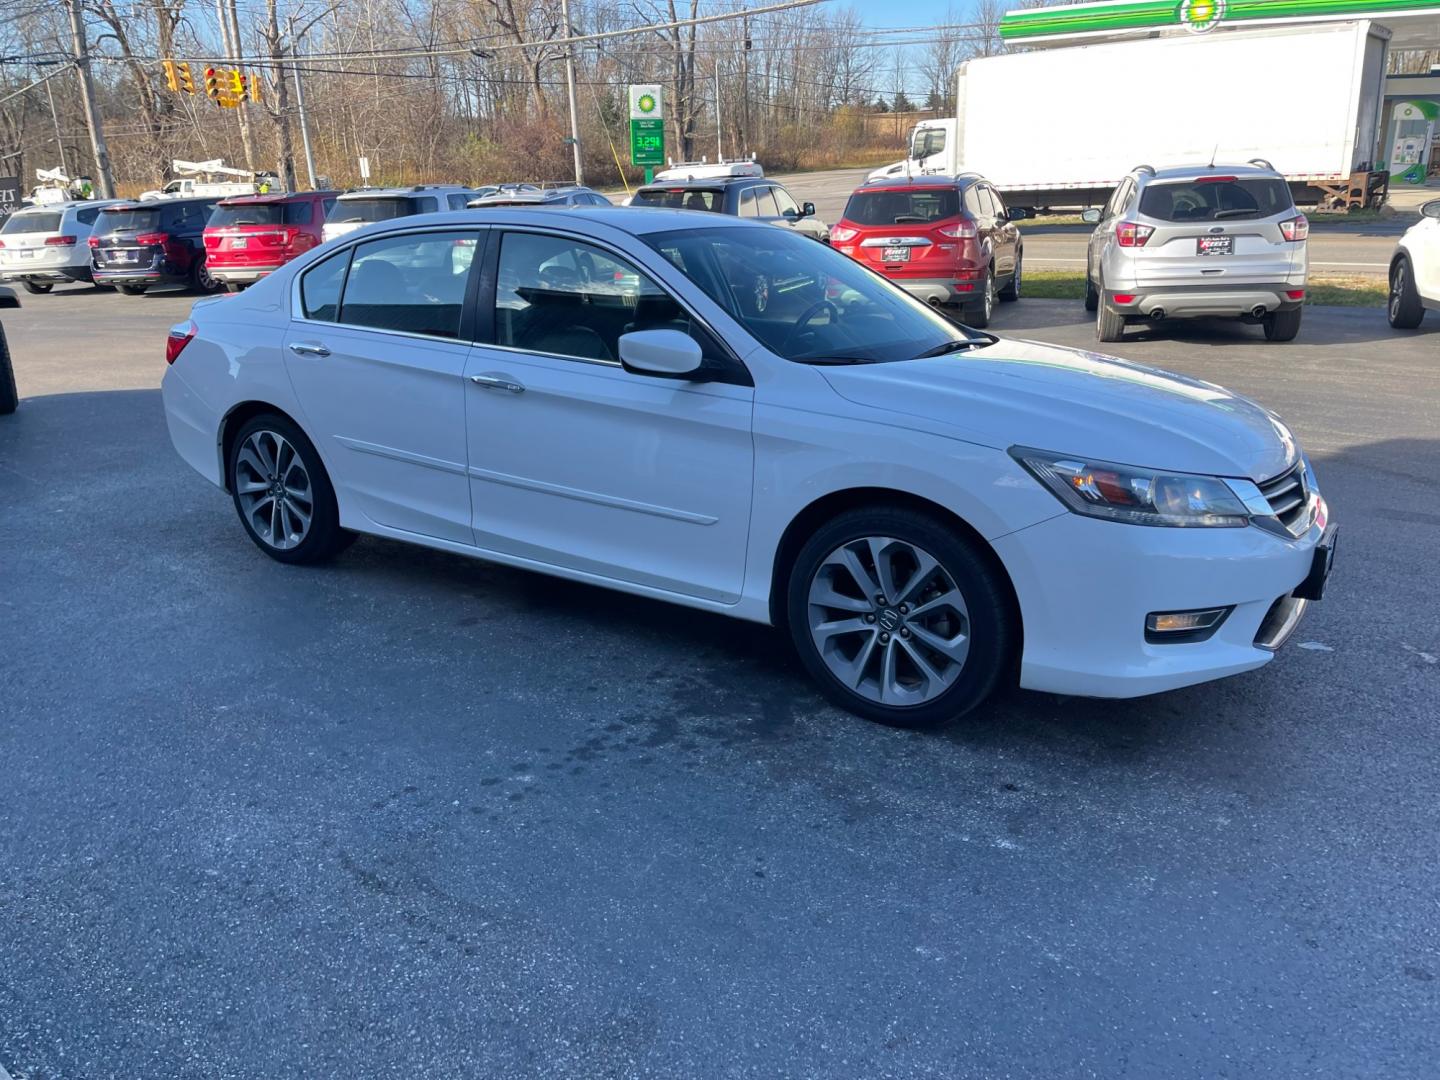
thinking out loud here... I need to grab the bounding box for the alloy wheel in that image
[1390,263,1405,322]
[235,429,314,550]
[806,536,971,707]
[196,259,217,292]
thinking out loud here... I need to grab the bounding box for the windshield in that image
[643,225,975,363]
[911,127,947,160]
[209,203,284,227]
[632,188,722,211]
[2,211,62,234]
[95,208,160,232]
[843,188,960,226]
[1139,178,1293,222]
[327,197,433,224]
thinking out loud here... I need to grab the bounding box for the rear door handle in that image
[469,373,525,394]
[288,341,330,357]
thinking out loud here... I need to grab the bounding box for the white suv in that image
[0,200,125,293]
[1387,197,1440,329]
[322,186,481,243]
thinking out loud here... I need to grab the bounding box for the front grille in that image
[1257,461,1309,536]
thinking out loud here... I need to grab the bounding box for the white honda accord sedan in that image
[162,207,1336,728]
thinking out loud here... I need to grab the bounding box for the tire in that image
[21,281,53,295]
[962,264,994,328]
[998,252,1021,302]
[1084,274,1099,312]
[117,284,147,296]
[192,256,218,294]
[786,507,1016,730]
[223,281,244,293]
[1263,306,1302,342]
[1388,255,1426,330]
[0,326,17,416]
[227,413,354,565]
[1095,292,1126,343]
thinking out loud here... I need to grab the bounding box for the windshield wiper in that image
[1213,208,1258,219]
[913,335,994,358]
[795,356,873,365]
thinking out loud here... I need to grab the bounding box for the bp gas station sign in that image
[629,84,665,179]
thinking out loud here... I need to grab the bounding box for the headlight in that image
[1011,447,1251,528]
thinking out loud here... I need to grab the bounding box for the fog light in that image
[1145,607,1231,643]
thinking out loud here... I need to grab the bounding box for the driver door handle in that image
[469,373,525,394]
[288,341,330,357]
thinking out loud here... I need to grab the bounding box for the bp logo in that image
[1179,0,1225,33]
[636,93,657,115]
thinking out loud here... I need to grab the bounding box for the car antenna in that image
[1209,143,1218,168]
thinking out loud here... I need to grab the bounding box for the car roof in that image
[1139,163,1283,181]
[218,190,338,205]
[105,197,214,209]
[337,185,475,199]
[637,176,765,191]
[858,174,980,192]
[326,205,762,239]
[12,198,127,213]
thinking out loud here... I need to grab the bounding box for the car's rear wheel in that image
[21,281,53,295]
[1388,255,1426,329]
[192,256,218,293]
[0,325,18,415]
[227,414,353,565]
[786,508,1016,729]
[1095,289,1126,342]
[998,253,1022,302]
[117,284,147,296]
[1263,306,1302,342]
[963,265,994,327]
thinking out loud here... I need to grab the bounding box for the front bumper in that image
[994,501,1330,699]
[1105,281,1305,320]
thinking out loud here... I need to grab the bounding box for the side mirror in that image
[1080,208,1103,225]
[618,329,703,379]
[1422,199,1440,220]
[1006,206,1029,221]
[802,201,816,218]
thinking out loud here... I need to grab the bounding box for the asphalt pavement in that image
[778,167,1414,277]
[2,283,1438,1079]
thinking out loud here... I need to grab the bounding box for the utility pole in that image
[559,0,584,185]
[714,62,723,161]
[292,54,317,190]
[44,73,67,177]
[66,0,114,198]
[740,16,751,157]
[215,0,257,170]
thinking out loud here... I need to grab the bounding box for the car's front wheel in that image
[228,414,353,564]
[786,508,1016,729]
[1263,306,1302,342]
[1388,255,1426,329]
[21,281,52,295]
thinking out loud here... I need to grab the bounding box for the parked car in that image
[1387,197,1440,329]
[0,199,127,293]
[322,185,480,243]
[829,173,1023,328]
[629,174,829,244]
[1082,161,1309,343]
[0,284,17,414]
[90,198,219,295]
[203,190,338,291]
[162,208,1335,729]
[468,184,613,208]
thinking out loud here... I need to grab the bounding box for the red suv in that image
[830,175,1023,327]
[203,190,337,291]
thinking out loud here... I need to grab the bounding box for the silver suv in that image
[1082,162,1309,343]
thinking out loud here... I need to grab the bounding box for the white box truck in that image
[869,21,1391,211]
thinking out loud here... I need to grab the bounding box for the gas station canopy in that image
[1000,0,1440,51]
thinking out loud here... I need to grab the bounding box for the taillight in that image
[1280,214,1309,242]
[46,235,77,246]
[829,225,858,243]
[1284,290,1305,301]
[166,321,197,365]
[135,232,168,245]
[936,219,978,239]
[87,235,101,248]
[1116,222,1154,247]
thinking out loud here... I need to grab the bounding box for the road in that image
[2,284,1438,1079]
[778,167,1409,277]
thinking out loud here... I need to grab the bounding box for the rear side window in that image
[447,193,470,210]
[75,208,100,226]
[842,188,960,226]
[1140,178,1293,222]
[301,249,349,321]
[3,211,62,233]
[633,188,721,211]
[338,230,476,338]
[283,201,313,225]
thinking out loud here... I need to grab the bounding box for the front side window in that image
[842,188,960,226]
[644,226,972,364]
[1139,177,1294,222]
[911,127,947,160]
[495,231,697,364]
[773,187,800,216]
[337,231,477,338]
[753,187,781,218]
[300,248,350,321]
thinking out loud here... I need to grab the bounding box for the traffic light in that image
[162,60,178,92]
[204,66,221,102]
[248,71,262,104]
[228,68,245,102]
[177,62,194,95]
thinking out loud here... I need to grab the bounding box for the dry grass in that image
[1022,271,1386,307]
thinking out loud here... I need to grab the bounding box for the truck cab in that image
[867,120,958,183]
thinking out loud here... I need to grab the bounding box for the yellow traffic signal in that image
[248,71,262,104]
[204,66,221,101]
[177,62,194,95]
[228,68,245,101]
[162,59,178,92]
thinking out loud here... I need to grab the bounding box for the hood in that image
[819,337,1297,481]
